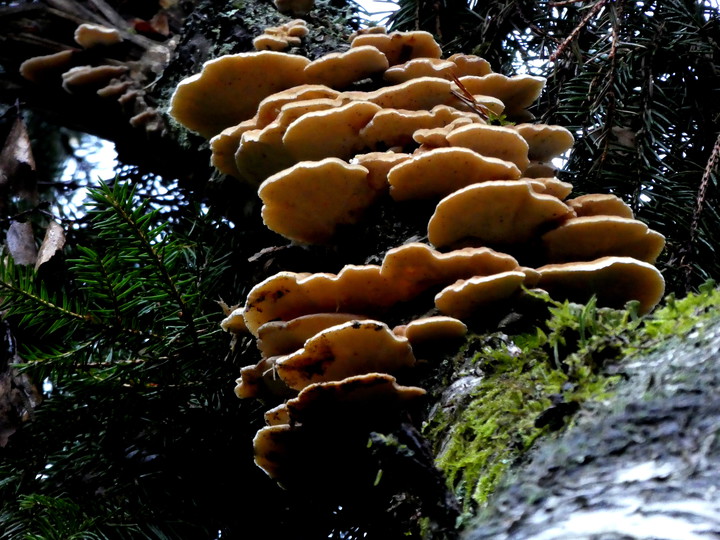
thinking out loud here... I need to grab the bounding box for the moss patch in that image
[424,283,720,519]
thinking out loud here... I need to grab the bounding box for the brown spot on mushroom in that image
[276,320,416,390]
[388,147,521,201]
[427,180,574,248]
[536,256,666,314]
[264,403,290,426]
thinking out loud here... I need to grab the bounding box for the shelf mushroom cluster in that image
[170,28,667,483]
[19,22,172,133]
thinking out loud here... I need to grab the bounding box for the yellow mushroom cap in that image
[220,307,248,334]
[255,84,341,128]
[380,242,520,300]
[285,373,426,425]
[383,58,456,83]
[74,23,123,48]
[264,403,290,426]
[514,124,575,162]
[61,65,128,92]
[428,180,574,248]
[168,52,310,138]
[275,320,416,390]
[435,270,528,319]
[447,53,493,77]
[445,123,531,171]
[529,177,574,200]
[393,316,468,344]
[19,50,74,83]
[259,158,379,244]
[458,73,546,111]
[282,101,381,161]
[234,356,293,399]
[566,193,634,218]
[352,152,411,190]
[388,147,521,201]
[304,46,389,88]
[536,256,666,314]
[257,313,367,357]
[541,215,666,264]
[360,105,478,149]
[209,119,257,178]
[350,31,442,65]
[253,34,289,51]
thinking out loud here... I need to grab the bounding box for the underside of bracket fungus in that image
[167,28,668,485]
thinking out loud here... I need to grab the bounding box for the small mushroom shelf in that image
[171,28,666,485]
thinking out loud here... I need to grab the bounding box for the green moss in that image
[424,284,720,519]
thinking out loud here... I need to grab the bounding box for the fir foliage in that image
[0,180,260,538]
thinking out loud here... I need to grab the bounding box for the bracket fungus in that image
[537,257,665,315]
[166,29,669,486]
[275,320,416,391]
[253,20,309,51]
[74,23,123,48]
[427,180,574,249]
